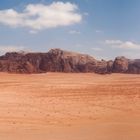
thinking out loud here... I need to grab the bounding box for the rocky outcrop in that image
[128,59,140,74]
[0,48,139,74]
[113,56,129,73]
[112,56,140,74]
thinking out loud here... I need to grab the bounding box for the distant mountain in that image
[0,48,139,74]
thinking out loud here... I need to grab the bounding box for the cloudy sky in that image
[0,0,140,59]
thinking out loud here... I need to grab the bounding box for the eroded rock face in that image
[40,49,98,72]
[113,57,129,73]
[112,57,140,74]
[0,49,139,74]
[128,59,140,74]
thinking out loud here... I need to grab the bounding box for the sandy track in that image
[0,73,140,140]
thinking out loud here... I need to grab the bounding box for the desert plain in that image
[0,73,140,140]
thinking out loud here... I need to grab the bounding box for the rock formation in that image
[113,56,129,73]
[0,48,139,74]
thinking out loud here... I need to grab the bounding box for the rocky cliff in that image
[0,48,139,74]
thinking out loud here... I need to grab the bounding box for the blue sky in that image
[0,0,140,59]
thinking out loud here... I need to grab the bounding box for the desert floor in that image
[0,73,140,140]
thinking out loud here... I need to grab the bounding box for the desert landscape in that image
[0,73,140,140]
[0,0,140,140]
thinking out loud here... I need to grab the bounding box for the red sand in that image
[0,73,140,140]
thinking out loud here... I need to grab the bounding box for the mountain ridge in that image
[0,48,139,74]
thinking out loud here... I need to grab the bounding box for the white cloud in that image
[119,41,140,49]
[69,30,81,34]
[0,45,24,53]
[105,40,123,45]
[0,2,82,31]
[91,47,103,51]
[120,51,140,59]
[105,40,140,50]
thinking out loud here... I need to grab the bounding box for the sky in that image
[0,0,140,60]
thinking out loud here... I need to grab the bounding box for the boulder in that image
[128,59,140,74]
[113,56,129,73]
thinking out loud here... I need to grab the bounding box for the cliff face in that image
[0,48,139,74]
[113,57,140,74]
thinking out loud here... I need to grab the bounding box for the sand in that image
[0,73,140,140]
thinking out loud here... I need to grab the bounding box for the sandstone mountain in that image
[0,48,139,74]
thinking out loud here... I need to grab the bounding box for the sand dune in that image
[0,73,140,140]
